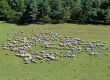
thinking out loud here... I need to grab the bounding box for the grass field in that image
[0,22,110,80]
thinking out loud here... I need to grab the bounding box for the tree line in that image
[0,0,110,24]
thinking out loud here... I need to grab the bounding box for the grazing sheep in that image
[3,31,108,64]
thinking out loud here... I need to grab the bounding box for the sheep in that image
[3,31,108,64]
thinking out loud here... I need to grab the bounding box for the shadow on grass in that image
[0,20,110,26]
[67,20,110,26]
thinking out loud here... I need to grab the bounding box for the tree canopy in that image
[0,0,110,24]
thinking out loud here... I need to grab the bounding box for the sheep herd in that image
[2,31,109,64]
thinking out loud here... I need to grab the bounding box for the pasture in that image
[0,22,110,80]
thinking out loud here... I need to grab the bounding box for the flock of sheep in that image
[2,31,109,64]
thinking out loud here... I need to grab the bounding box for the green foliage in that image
[0,0,110,24]
[36,0,50,23]
[61,0,71,21]
[49,0,64,23]
[70,0,82,21]
[19,0,38,23]
[0,0,19,21]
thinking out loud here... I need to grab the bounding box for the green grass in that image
[0,22,110,80]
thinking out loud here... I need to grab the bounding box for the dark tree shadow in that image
[0,20,110,26]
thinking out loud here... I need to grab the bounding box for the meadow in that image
[0,22,110,80]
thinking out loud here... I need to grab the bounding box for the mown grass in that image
[0,22,110,80]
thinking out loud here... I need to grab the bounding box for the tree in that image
[70,0,82,21]
[19,0,38,23]
[106,8,110,22]
[49,0,64,23]
[0,0,110,24]
[0,0,20,22]
[61,0,71,21]
[36,0,50,23]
